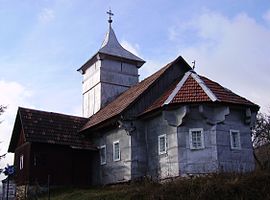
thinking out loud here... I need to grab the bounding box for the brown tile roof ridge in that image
[18,106,87,120]
[141,71,259,116]
[199,75,259,107]
[80,57,181,132]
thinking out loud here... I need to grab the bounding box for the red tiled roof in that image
[142,72,258,115]
[171,75,211,103]
[200,75,256,106]
[80,60,175,131]
[8,107,95,152]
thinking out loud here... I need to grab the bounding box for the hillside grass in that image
[38,171,270,200]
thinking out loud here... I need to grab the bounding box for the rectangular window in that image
[230,130,241,149]
[189,128,205,149]
[100,145,106,165]
[113,141,120,161]
[19,155,24,170]
[158,134,167,155]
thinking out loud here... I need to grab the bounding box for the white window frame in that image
[158,134,167,155]
[113,141,121,161]
[19,154,24,170]
[189,128,205,150]
[99,145,106,165]
[230,130,241,150]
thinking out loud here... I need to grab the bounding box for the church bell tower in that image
[77,10,145,118]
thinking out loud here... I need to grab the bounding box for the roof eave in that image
[77,52,146,74]
[99,52,145,67]
[77,53,99,74]
[140,101,259,120]
[80,115,120,133]
[8,108,24,153]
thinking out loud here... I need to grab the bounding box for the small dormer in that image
[77,10,145,118]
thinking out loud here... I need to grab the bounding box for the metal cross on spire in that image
[107,9,114,25]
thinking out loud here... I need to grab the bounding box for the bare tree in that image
[253,112,270,147]
[252,111,270,169]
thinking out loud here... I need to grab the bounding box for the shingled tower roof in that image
[77,14,145,73]
[99,26,145,64]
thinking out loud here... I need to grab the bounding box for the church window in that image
[19,155,24,170]
[100,145,106,165]
[113,141,120,161]
[158,134,167,155]
[230,130,241,149]
[189,128,205,149]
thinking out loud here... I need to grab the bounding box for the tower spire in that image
[78,10,145,117]
[106,9,114,26]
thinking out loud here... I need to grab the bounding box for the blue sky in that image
[1,0,270,178]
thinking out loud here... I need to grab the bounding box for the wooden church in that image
[8,11,259,190]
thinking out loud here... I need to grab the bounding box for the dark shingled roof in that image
[142,72,259,115]
[8,107,96,152]
[80,58,177,132]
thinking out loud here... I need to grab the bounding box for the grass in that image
[38,171,270,200]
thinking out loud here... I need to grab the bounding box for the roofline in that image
[80,55,192,132]
[164,71,219,105]
[8,108,24,152]
[8,107,93,152]
[139,101,260,119]
[199,75,260,109]
[80,115,119,134]
[164,71,192,105]
[18,106,87,120]
[191,73,218,102]
[123,56,192,112]
[77,52,146,74]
